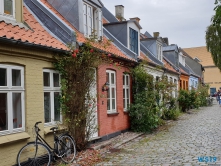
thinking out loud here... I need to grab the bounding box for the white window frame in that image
[106,70,117,113]
[123,74,130,111]
[0,64,25,136]
[157,43,162,61]
[83,2,103,39]
[43,69,62,126]
[0,0,15,19]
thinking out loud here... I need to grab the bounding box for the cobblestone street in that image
[96,101,221,166]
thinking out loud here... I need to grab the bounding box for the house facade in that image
[183,46,217,95]
[25,0,139,141]
[0,1,68,165]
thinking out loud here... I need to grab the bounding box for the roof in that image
[140,42,163,66]
[38,0,135,62]
[163,58,179,74]
[0,6,67,51]
[182,46,214,67]
[163,45,179,52]
[179,63,190,76]
[144,31,153,38]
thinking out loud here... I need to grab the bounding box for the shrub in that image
[128,65,161,132]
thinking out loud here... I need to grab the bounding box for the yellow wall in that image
[0,44,55,166]
[15,0,23,22]
[204,66,221,92]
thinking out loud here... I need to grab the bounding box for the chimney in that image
[129,17,140,23]
[153,32,160,38]
[115,5,125,21]
[163,37,169,45]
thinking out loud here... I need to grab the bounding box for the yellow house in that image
[183,46,221,95]
[0,1,67,166]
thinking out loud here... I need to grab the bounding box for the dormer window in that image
[157,43,162,61]
[0,0,15,18]
[83,3,102,39]
[129,27,138,54]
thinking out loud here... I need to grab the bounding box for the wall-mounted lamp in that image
[102,82,109,92]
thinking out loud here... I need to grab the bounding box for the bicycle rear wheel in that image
[17,142,51,166]
[58,134,76,163]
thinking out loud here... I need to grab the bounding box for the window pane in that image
[126,76,129,85]
[12,93,22,129]
[112,88,115,98]
[0,93,7,131]
[53,73,59,87]
[12,69,21,86]
[126,89,129,99]
[107,99,110,110]
[0,68,7,86]
[4,0,13,15]
[111,73,114,84]
[123,75,125,85]
[54,92,60,121]
[123,99,125,109]
[106,72,109,83]
[44,92,51,123]
[127,99,129,107]
[112,99,115,109]
[123,89,125,98]
[43,72,50,87]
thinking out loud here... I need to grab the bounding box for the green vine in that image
[53,38,113,150]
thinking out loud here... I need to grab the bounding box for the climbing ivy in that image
[53,38,113,150]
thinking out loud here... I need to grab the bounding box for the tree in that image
[206,0,221,70]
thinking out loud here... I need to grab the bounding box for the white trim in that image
[123,74,130,111]
[0,64,25,136]
[43,69,62,126]
[0,0,15,20]
[106,70,117,113]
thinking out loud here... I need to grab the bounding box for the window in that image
[43,69,61,125]
[174,79,177,97]
[106,70,116,113]
[0,64,24,135]
[157,44,162,61]
[123,74,130,111]
[0,0,15,18]
[83,3,102,39]
[129,27,138,54]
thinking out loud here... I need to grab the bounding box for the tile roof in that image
[182,46,214,67]
[163,58,179,74]
[0,6,67,51]
[40,0,135,62]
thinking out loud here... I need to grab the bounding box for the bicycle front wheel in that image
[17,142,51,166]
[58,134,76,163]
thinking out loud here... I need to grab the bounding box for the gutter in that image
[0,37,69,54]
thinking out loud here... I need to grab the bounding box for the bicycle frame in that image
[34,122,71,157]
[34,128,58,153]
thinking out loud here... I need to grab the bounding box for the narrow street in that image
[97,101,221,166]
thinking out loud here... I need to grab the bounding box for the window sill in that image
[107,112,119,116]
[44,125,67,135]
[0,132,30,145]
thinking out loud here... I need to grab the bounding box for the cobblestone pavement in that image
[96,101,221,166]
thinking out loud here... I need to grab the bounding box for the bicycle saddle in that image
[50,127,58,131]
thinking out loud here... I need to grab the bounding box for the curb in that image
[90,133,144,150]
[112,133,144,149]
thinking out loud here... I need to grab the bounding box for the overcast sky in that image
[102,0,215,48]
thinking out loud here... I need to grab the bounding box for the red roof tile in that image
[163,59,179,74]
[0,7,67,51]
[40,0,135,62]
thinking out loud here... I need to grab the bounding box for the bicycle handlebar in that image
[34,121,42,134]
[35,121,42,127]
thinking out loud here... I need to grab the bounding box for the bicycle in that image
[17,121,76,166]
